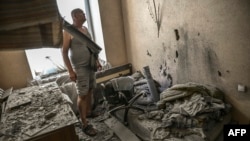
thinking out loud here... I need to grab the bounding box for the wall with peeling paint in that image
[117,0,250,122]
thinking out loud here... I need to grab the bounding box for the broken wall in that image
[0,0,62,90]
[118,0,250,122]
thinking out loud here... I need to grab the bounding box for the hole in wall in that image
[176,50,178,58]
[147,50,152,56]
[218,71,222,77]
[159,64,162,70]
[174,29,180,41]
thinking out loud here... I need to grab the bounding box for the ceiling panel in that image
[0,0,63,50]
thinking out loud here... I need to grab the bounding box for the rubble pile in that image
[0,83,78,141]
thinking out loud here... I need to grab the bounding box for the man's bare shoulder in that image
[63,30,70,35]
[82,26,89,31]
[63,30,72,39]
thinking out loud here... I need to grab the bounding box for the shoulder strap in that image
[63,20,102,54]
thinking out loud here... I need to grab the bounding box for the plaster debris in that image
[0,82,122,141]
[0,83,78,141]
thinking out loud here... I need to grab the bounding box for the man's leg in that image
[86,89,93,116]
[77,95,88,126]
[75,68,97,136]
[77,90,97,136]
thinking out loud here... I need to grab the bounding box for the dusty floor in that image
[74,115,121,141]
[74,104,122,141]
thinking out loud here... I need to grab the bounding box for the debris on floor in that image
[74,107,122,141]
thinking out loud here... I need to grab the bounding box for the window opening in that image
[26,0,106,79]
[87,0,106,61]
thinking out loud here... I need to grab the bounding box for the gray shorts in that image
[75,67,96,96]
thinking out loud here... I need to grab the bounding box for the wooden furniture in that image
[96,63,132,84]
[1,83,79,141]
[25,125,78,141]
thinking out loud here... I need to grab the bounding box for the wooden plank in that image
[25,125,79,141]
[1,101,6,123]
[96,63,132,78]
[1,101,6,114]
[96,63,132,84]
[0,0,62,50]
[25,124,53,137]
[96,69,131,84]
[0,23,62,50]
[0,87,13,102]
[0,0,60,31]
[104,116,141,141]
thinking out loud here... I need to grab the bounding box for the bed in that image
[107,74,232,141]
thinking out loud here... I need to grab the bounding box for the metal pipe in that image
[143,66,159,102]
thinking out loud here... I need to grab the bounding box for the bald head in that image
[71,8,86,25]
[71,8,83,19]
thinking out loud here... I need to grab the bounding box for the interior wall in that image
[118,0,250,122]
[98,0,128,67]
[0,50,32,90]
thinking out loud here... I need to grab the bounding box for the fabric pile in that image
[135,82,231,141]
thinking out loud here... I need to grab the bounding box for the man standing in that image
[62,8,101,136]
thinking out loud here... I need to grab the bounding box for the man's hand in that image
[97,61,102,71]
[69,71,77,82]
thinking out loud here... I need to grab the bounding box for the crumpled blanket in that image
[157,82,224,109]
[169,94,225,117]
[138,82,231,140]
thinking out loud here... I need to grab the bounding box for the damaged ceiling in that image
[0,0,63,50]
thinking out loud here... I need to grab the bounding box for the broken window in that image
[26,0,106,79]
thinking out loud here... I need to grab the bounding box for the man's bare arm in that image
[62,31,77,81]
